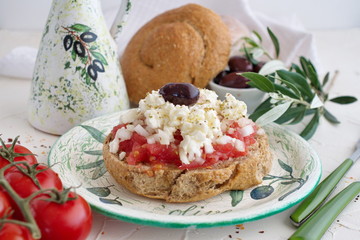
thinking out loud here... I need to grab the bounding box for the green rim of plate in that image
[48,111,322,228]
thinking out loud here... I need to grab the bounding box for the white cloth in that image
[0,46,38,79]
[0,0,320,79]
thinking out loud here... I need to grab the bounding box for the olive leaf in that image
[262,175,277,180]
[71,48,76,61]
[300,57,322,91]
[80,68,86,77]
[92,163,107,180]
[242,44,258,65]
[323,108,340,124]
[76,160,104,170]
[84,150,103,156]
[64,61,71,69]
[89,45,98,51]
[255,101,292,127]
[84,73,91,85]
[258,60,286,76]
[90,51,108,65]
[80,125,106,143]
[300,111,320,140]
[280,180,298,185]
[241,72,274,92]
[329,96,357,104]
[322,72,330,87]
[243,37,258,47]
[70,23,91,32]
[249,98,272,122]
[278,159,293,175]
[99,197,122,206]
[267,27,280,58]
[252,30,262,42]
[230,190,244,207]
[276,70,313,100]
[290,63,306,77]
[277,78,302,99]
[75,66,82,72]
[86,186,111,197]
[287,105,306,125]
[274,106,308,124]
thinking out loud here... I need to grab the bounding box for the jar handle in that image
[110,0,132,41]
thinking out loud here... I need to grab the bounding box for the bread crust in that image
[103,133,273,203]
[120,4,231,103]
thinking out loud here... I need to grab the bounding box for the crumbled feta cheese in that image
[111,88,252,164]
[239,125,255,137]
[221,94,247,120]
[120,109,139,124]
[116,127,132,141]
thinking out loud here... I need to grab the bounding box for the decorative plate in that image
[48,111,321,228]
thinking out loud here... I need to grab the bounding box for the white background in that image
[0,0,360,31]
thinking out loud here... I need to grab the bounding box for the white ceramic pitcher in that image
[28,0,131,135]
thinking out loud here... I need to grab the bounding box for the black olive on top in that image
[159,83,200,106]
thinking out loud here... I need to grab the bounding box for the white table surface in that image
[0,28,359,240]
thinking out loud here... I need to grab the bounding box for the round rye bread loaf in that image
[120,4,231,103]
[103,132,273,203]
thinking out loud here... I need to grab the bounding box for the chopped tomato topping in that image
[113,122,258,169]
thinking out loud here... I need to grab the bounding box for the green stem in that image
[0,162,41,239]
[0,218,35,229]
[263,50,273,60]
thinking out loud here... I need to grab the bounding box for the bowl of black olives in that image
[208,55,266,113]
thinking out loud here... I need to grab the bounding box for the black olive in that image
[219,72,250,88]
[80,32,97,43]
[213,70,229,84]
[87,65,98,80]
[63,35,73,51]
[228,56,253,72]
[92,59,105,72]
[74,41,85,57]
[159,83,200,106]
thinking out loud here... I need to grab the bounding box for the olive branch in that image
[239,27,357,140]
[62,23,108,89]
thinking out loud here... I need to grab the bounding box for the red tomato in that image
[0,144,37,170]
[3,164,63,220]
[5,164,63,198]
[31,192,92,240]
[0,190,12,218]
[126,146,149,165]
[0,223,34,240]
[131,132,147,146]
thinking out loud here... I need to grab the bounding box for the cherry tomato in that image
[5,164,63,198]
[31,191,92,240]
[0,223,34,240]
[3,164,63,220]
[0,144,37,170]
[0,190,12,218]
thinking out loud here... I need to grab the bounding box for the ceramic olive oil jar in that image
[28,0,131,135]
